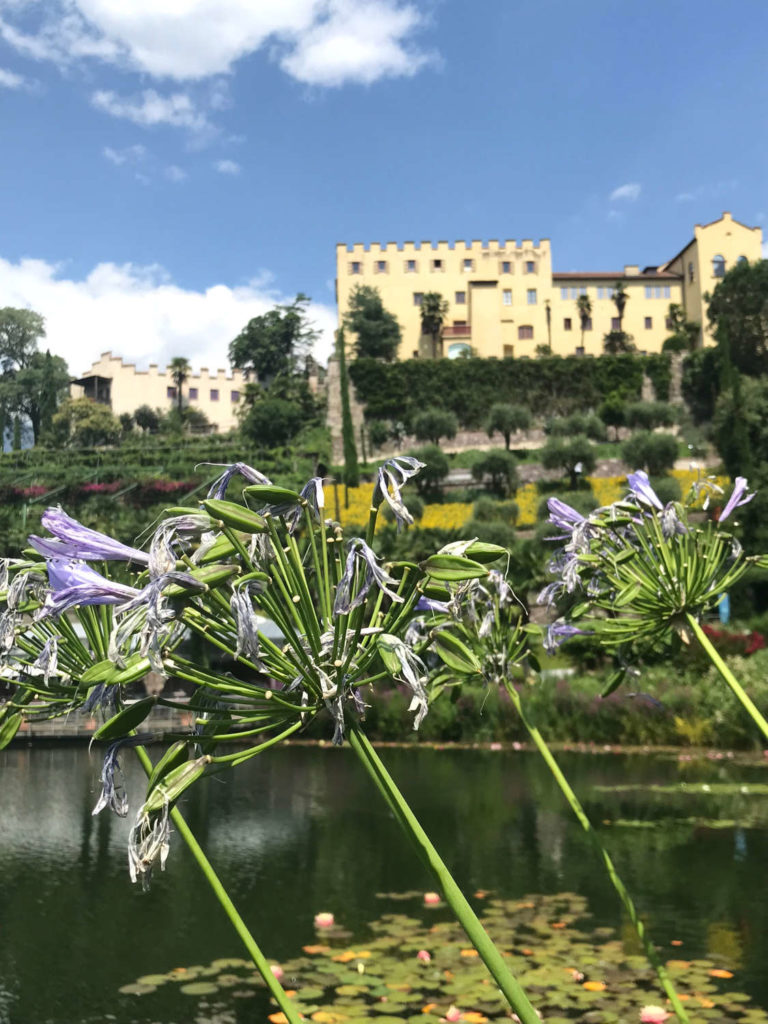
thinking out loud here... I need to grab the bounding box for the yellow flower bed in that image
[670,469,730,508]
[334,484,375,527]
[587,475,626,508]
[421,503,473,530]
[514,483,539,527]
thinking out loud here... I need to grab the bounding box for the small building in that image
[336,212,762,359]
[70,352,248,433]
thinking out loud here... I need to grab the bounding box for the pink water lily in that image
[313,911,335,928]
[640,1007,670,1023]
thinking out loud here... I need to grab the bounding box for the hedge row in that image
[349,354,671,429]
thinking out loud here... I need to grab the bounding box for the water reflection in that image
[1,744,767,1023]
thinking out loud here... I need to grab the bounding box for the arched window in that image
[712,254,726,278]
[738,255,748,266]
[688,261,695,283]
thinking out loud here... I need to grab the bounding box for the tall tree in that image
[706,259,768,376]
[575,294,592,350]
[343,285,401,361]
[0,309,69,444]
[612,281,629,333]
[662,303,700,353]
[229,294,318,385]
[336,328,359,487]
[169,357,190,414]
[419,293,449,359]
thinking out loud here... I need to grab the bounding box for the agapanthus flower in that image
[719,476,755,524]
[547,497,587,534]
[148,513,213,578]
[378,634,429,729]
[29,507,149,564]
[39,561,140,618]
[543,620,592,655]
[373,456,424,530]
[230,580,266,662]
[627,470,663,510]
[203,461,272,500]
[32,637,58,685]
[334,539,404,615]
[128,803,171,889]
[92,739,132,817]
[286,477,325,534]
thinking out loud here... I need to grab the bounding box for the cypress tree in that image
[337,329,359,487]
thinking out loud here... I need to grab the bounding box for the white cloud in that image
[0,0,432,86]
[215,159,240,175]
[609,182,641,203]
[0,255,337,373]
[762,241,768,259]
[675,192,696,203]
[102,143,146,165]
[91,89,210,132]
[165,165,188,182]
[0,66,25,88]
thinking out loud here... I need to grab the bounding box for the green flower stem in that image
[686,612,768,744]
[132,744,303,1024]
[503,681,689,1024]
[347,723,541,1024]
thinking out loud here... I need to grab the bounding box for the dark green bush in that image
[622,432,678,475]
[471,450,518,496]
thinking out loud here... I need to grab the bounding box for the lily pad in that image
[179,981,220,995]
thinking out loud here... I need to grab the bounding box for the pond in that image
[1,743,768,1024]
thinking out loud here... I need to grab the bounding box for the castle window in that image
[564,318,572,330]
[526,261,536,273]
[455,291,466,304]
[502,289,512,306]
[526,289,537,304]
[579,286,587,296]
[561,287,568,299]
[431,259,443,271]
[712,254,726,278]
[503,344,514,357]
[463,258,474,272]
[584,318,593,330]
[644,317,652,329]
[611,317,621,330]
[405,259,417,272]
[688,261,695,282]
[188,387,198,400]
[350,261,362,274]
[501,261,512,274]
[663,285,670,298]
[231,390,240,403]
[375,260,387,273]
[210,389,219,401]
[738,255,748,265]
[166,386,177,399]
[645,286,652,299]
[570,287,578,299]
[413,292,424,306]
[518,325,534,340]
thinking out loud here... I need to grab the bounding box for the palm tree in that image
[420,292,449,358]
[575,294,592,350]
[169,357,190,415]
[612,281,629,332]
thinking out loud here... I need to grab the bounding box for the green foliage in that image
[239,397,303,448]
[643,352,672,401]
[649,474,682,505]
[337,328,359,487]
[624,400,677,430]
[621,431,678,475]
[410,444,449,497]
[168,357,190,414]
[707,258,768,376]
[712,373,766,478]
[349,354,658,429]
[598,391,626,433]
[662,303,700,353]
[546,412,606,441]
[366,419,391,450]
[540,435,596,488]
[412,406,458,445]
[473,495,518,524]
[486,402,531,449]
[603,329,636,354]
[681,347,722,423]
[343,285,401,361]
[0,308,69,444]
[133,404,163,432]
[229,294,317,384]
[462,518,516,548]
[51,398,122,448]
[471,449,518,497]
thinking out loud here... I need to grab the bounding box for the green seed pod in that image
[430,630,482,675]
[201,499,268,534]
[143,756,210,813]
[92,695,157,741]
[421,554,488,582]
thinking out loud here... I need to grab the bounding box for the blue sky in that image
[1,0,766,371]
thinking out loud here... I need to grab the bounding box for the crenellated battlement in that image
[337,238,551,256]
[84,351,242,382]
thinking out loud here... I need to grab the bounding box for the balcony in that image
[443,324,471,338]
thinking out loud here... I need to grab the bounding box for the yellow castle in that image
[336,212,761,359]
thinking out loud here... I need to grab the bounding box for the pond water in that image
[1,743,768,1024]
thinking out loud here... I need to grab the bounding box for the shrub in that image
[240,398,303,448]
[473,496,519,524]
[624,401,677,430]
[540,435,596,488]
[471,450,518,496]
[410,445,450,497]
[367,420,391,450]
[486,403,531,450]
[546,413,606,442]
[412,407,459,445]
[649,474,682,505]
[622,432,678,475]
[463,518,516,549]
[599,392,626,436]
